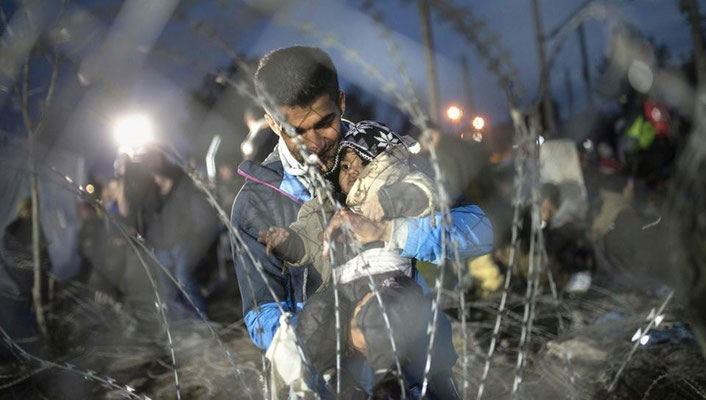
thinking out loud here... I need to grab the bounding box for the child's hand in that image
[322,208,391,257]
[360,192,385,222]
[258,227,290,256]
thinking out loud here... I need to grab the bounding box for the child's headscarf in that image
[324,120,419,177]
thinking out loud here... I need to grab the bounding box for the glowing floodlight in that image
[241,140,254,157]
[113,114,154,156]
[472,116,485,130]
[446,105,463,121]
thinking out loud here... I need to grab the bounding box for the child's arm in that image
[375,171,438,219]
[257,227,305,263]
[287,201,325,267]
[257,198,327,270]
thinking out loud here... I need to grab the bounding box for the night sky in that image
[158,0,693,122]
[4,0,696,174]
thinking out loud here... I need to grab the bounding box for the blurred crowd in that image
[60,104,279,320]
[0,109,266,363]
[438,89,687,302]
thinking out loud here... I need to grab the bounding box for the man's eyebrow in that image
[293,110,335,135]
[300,112,335,133]
[313,112,335,129]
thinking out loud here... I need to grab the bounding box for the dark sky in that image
[131,0,695,147]
[12,0,696,173]
[158,0,694,125]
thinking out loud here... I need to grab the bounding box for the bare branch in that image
[20,60,33,134]
[33,51,61,135]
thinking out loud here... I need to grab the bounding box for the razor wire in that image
[173,6,488,398]
[607,290,675,393]
[0,162,182,399]
[511,114,543,396]
[426,0,527,102]
[355,2,477,395]
[192,63,407,396]
[2,1,702,398]
[194,12,477,397]
[0,324,147,399]
[475,100,530,400]
[542,1,620,90]
[43,164,260,400]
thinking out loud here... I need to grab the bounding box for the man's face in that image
[266,91,345,173]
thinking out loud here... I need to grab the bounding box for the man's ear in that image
[337,90,346,115]
[264,113,281,137]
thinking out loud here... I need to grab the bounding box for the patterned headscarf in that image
[324,120,418,176]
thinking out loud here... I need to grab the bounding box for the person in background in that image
[217,163,239,212]
[147,155,220,318]
[539,183,595,293]
[240,104,278,164]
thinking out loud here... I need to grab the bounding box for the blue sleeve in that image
[245,302,304,350]
[401,204,493,264]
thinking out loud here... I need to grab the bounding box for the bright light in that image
[85,184,95,194]
[446,105,463,121]
[241,140,254,156]
[472,132,483,142]
[537,136,545,145]
[472,116,485,130]
[113,114,154,155]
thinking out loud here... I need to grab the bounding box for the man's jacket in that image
[230,121,494,350]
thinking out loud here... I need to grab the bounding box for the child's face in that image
[338,148,365,194]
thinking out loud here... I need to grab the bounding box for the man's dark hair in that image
[254,46,339,113]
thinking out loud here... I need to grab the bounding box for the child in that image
[258,121,440,389]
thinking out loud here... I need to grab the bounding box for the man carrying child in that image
[230,45,493,398]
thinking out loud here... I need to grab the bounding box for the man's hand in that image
[258,227,290,256]
[360,192,385,222]
[322,209,391,255]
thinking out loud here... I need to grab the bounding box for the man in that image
[230,46,493,397]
